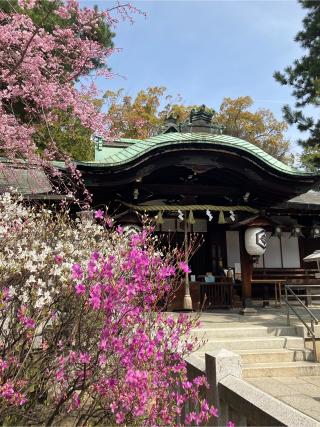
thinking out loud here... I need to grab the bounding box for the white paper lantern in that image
[245,227,267,256]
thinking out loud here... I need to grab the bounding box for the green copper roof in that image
[115,137,142,144]
[82,133,317,177]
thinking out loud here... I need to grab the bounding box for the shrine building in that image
[73,107,320,310]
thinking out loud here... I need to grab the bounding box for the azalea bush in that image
[0,193,217,425]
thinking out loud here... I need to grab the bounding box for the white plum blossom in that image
[8,286,16,297]
[0,192,133,310]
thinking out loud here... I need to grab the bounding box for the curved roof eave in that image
[77,133,319,178]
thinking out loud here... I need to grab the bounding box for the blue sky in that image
[86,0,308,154]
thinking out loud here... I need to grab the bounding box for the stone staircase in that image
[192,324,320,378]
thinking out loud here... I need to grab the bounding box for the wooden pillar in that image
[239,229,253,299]
[183,215,192,310]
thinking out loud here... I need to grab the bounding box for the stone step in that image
[191,326,298,339]
[242,361,320,378]
[236,348,314,364]
[199,336,305,352]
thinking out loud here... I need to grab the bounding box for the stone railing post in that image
[205,349,242,426]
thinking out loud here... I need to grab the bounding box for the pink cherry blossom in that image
[0,1,142,201]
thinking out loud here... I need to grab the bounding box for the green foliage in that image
[274,0,320,169]
[34,111,95,161]
[104,87,168,139]
[300,145,320,170]
[215,96,292,163]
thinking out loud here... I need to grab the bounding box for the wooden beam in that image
[139,183,241,196]
[239,229,253,299]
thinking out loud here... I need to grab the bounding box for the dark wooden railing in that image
[169,278,235,311]
[200,281,233,309]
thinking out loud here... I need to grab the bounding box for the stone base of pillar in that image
[239,307,257,316]
[183,294,193,310]
[240,298,257,315]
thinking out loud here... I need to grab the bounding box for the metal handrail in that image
[285,286,319,322]
[284,284,320,362]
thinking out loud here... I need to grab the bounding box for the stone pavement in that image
[247,376,320,422]
[185,306,320,327]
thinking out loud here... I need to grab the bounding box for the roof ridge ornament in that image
[189,104,213,124]
[162,104,225,135]
[160,114,181,134]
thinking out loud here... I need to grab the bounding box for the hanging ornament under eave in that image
[155,211,164,224]
[229,210,235,222]
[290,225,304,238]
[206,209,213,222]
[188,210,195,224]
[311,225,320,239]
[178,210,184,221]
[272,225,282,238]
[218,210,226,224]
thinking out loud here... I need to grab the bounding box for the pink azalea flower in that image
[54,255,63,264]
[18,395,27,406]
[105,216,113,227]
[210,406,219,417]
[87,260,97,279]
[99,339,107,350]
[79,352,91,364]
[20,316,36,329]
[159,266,176,279]
[71,263,83,280]
[116,225,123,234]
[178,261,191,273]
[75,283,86,295]
[0,359,8,373]
[55,369,64,381]
[72,392,81,409]
[1,383,14,399]
[94,209,104,219]
[89,296,101,310]
[91,251,100,261]
[98,354,106,367]
[115,412,125,424]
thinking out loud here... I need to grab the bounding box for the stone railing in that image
[185,350,319,427]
